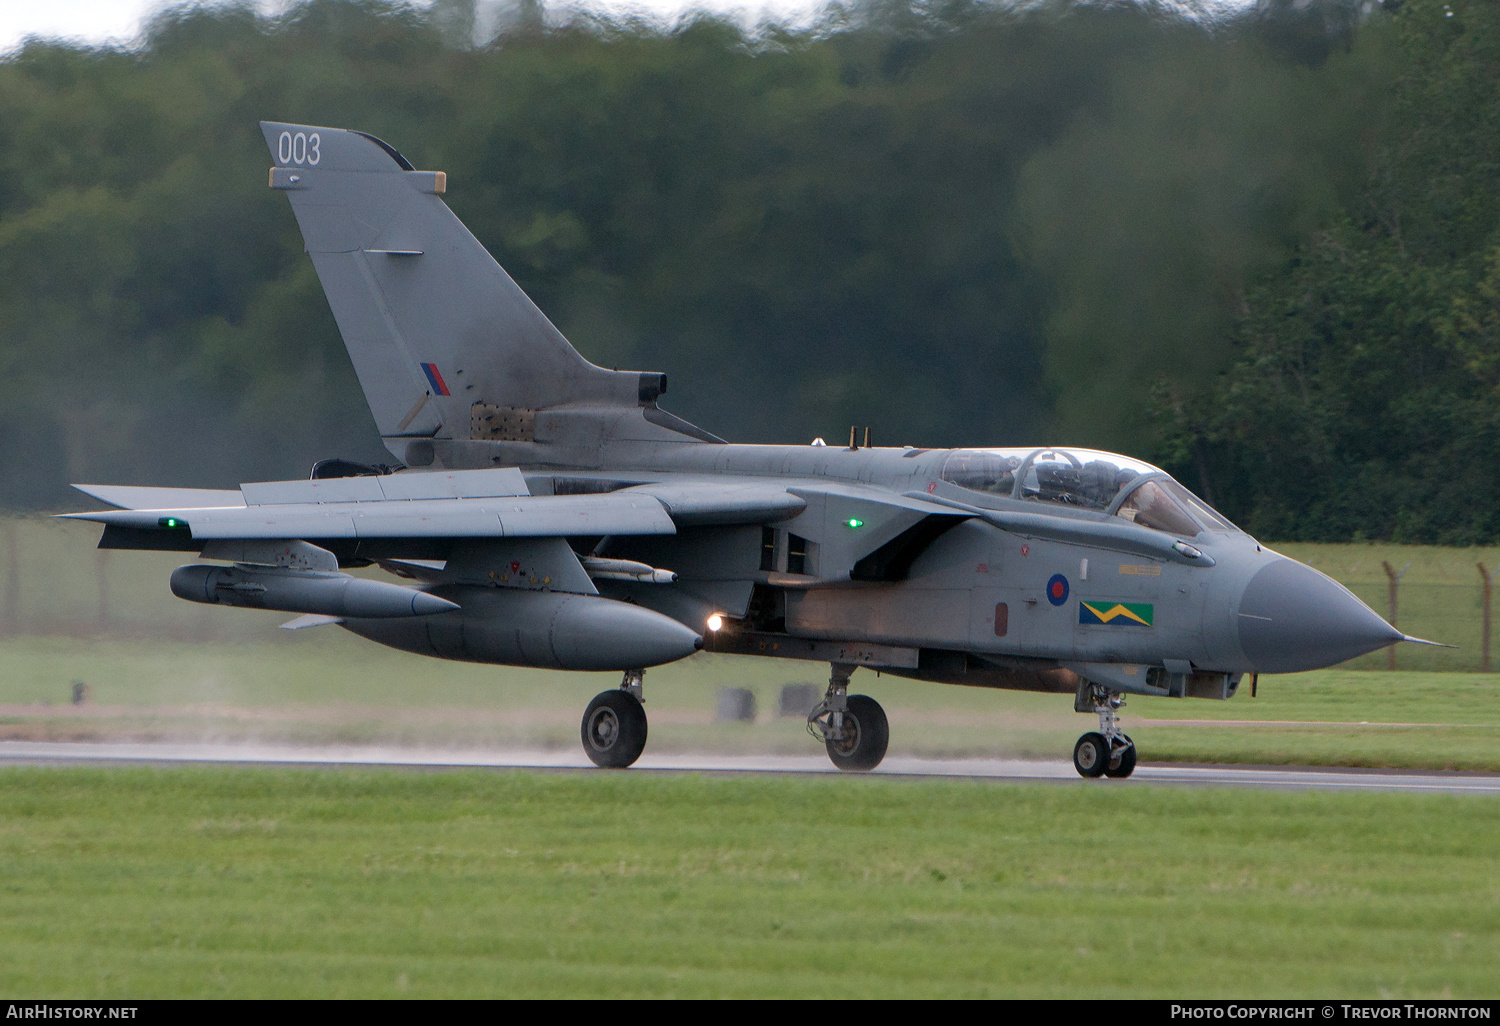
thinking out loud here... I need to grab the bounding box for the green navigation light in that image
[158,517,185,529]
[845,518,864,529]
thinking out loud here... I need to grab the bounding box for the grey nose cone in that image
[1238,558,1402,673]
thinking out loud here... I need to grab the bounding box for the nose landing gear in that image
[1074,683,1136,779]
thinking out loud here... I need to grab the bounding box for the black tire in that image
[825,694,889,772]
[1073,732,1110,778]
[1104,736,1137,779]
[581,690,648,769]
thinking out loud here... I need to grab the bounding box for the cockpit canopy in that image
[939,447,1235,537]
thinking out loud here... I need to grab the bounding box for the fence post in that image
[3,520,17,637]
[1481,563,1496,674]
[95,548,110,631]
[1381,560,1410,671]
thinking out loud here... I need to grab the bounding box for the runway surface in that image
[1,740,1497,793]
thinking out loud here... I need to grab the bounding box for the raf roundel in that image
[1046,573,1069,607]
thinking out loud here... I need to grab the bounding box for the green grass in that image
[3,520,1499,768]
[2,636,1499,769]
[1131,669,1500,771]
[0,766,1495,998]
[1270,542,1500,672]
[5,517,1500,669]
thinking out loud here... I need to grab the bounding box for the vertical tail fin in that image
[261,121,667,464]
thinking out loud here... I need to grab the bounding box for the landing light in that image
[707,614,724,632]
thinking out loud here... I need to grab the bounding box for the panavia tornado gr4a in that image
[62,123,1439,777]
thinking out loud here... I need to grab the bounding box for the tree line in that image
[0,0,1492,543]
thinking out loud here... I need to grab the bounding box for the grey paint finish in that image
[170,563,458,618]
[343,587,702,670]
[75,484,245,510]
[260,121,659,458]
[624,480,807,525]
[60,122,1427,694]
[442,537,598,596]
[243,468,529,505]
[1238,558,1404,673]
[65,492,679,539]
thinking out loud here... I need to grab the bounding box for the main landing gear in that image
[1074,684,1136,779]
[807,663,889,771]
[581,669,648,768]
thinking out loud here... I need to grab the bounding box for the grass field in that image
[2,519,1499,769]
[0,766,1495,998]
[3,525,1497,998]
[1272,543,1500,672]
[1132,670,1500,771]
[2,635,1499,770]
[4,518,1500,670]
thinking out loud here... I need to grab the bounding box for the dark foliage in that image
[1,0,1492,545]
[1155,0,1500,542]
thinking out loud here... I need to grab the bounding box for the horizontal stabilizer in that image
[241,467,529,505]
[73,484,244,510]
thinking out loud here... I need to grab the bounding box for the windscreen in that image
[1115,480,1202,537]
[1166,480,1238,531]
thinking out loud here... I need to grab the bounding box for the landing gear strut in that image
[808,663,889,771]
[1074,683,1136,779]
[581,669,648,768]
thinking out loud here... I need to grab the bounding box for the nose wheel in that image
[1105,737,1137,778]
[1073,732,1111,777]
[1074,684,1136,779]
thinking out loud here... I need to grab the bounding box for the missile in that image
[579,556,678,583]
[170,564,459,618]
[342,587,703,671]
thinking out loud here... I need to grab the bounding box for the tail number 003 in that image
[277,131,320,166]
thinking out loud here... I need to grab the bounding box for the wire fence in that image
[1328,580,1491,672]
[2,519,1497,671]
[0,518,294,642]
[1277,542,1500,672]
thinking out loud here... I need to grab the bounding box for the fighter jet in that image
[61,122,1435,777]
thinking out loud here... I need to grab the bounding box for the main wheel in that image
[581,690,648,769]
[1104,735,1137,779]
[825,694,889,772]
[1073,732,1110,778]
